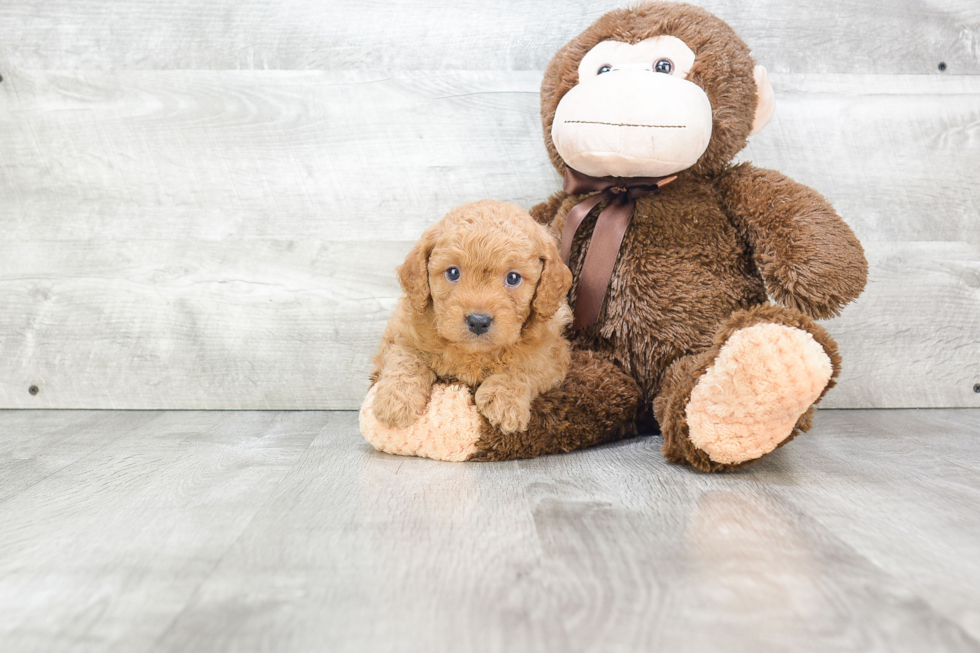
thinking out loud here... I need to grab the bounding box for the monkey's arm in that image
[529,191,568,226]
[717,163,868,319]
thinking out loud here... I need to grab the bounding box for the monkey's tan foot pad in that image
[686,324,833,465]
[360,384,482,462]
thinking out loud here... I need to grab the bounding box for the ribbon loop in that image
[559,167,677,329]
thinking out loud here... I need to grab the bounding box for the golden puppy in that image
[370,200,573,434]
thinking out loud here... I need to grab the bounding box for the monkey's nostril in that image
[465,313,494,336]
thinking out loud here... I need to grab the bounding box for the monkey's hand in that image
[718,163,868,319]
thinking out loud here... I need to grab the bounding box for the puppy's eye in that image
[597,64,612,75]
[445,267,460,282]
[505,272,522,287]
[654,59,673,74]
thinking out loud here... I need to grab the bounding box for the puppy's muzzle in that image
[465,313,493,336]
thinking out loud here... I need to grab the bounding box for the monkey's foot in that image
[685,323,833,465]
[360,384,482,462]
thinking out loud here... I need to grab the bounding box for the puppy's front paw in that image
[372,377,430,428]
[475,380,531,434]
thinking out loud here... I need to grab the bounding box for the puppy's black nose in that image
[465,313,493,336]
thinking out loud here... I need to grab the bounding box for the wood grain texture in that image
[0,240,404,409]
[0,0,977,74]
[0,409,978,652]
[773,410,980,644]
[1,72,976,243]
[0,410,323,653]
[821,241,980,409]
[0,70,555,242]
[0,239,975,409]
[0,411,161,505]
[741,74,980,245]
[1,70,977,408]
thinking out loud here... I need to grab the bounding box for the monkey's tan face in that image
[551,36,714,178]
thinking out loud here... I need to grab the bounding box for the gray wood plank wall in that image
[0,1,977,409]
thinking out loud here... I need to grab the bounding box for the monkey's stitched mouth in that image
[564,120,687,129]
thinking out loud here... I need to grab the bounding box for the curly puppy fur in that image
[370,200,573,435]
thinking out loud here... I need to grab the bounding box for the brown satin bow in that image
[559,167,677,330]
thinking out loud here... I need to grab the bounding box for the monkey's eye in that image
[597,64,612,75]
[654,59,674,74]
[505,272,523,288]
[445,267,461,282]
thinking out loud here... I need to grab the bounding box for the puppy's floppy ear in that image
[532,231,573,320]
[397,225,439,315]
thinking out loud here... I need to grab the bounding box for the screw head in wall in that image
[28,385,39,396]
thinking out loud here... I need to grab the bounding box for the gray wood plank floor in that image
[0,409,978,652]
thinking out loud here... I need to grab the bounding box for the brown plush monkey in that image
[361,1,867,471]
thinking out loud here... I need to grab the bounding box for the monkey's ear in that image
[397,227,438,315]
[750,65,776,135]
[532,235,573,321]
